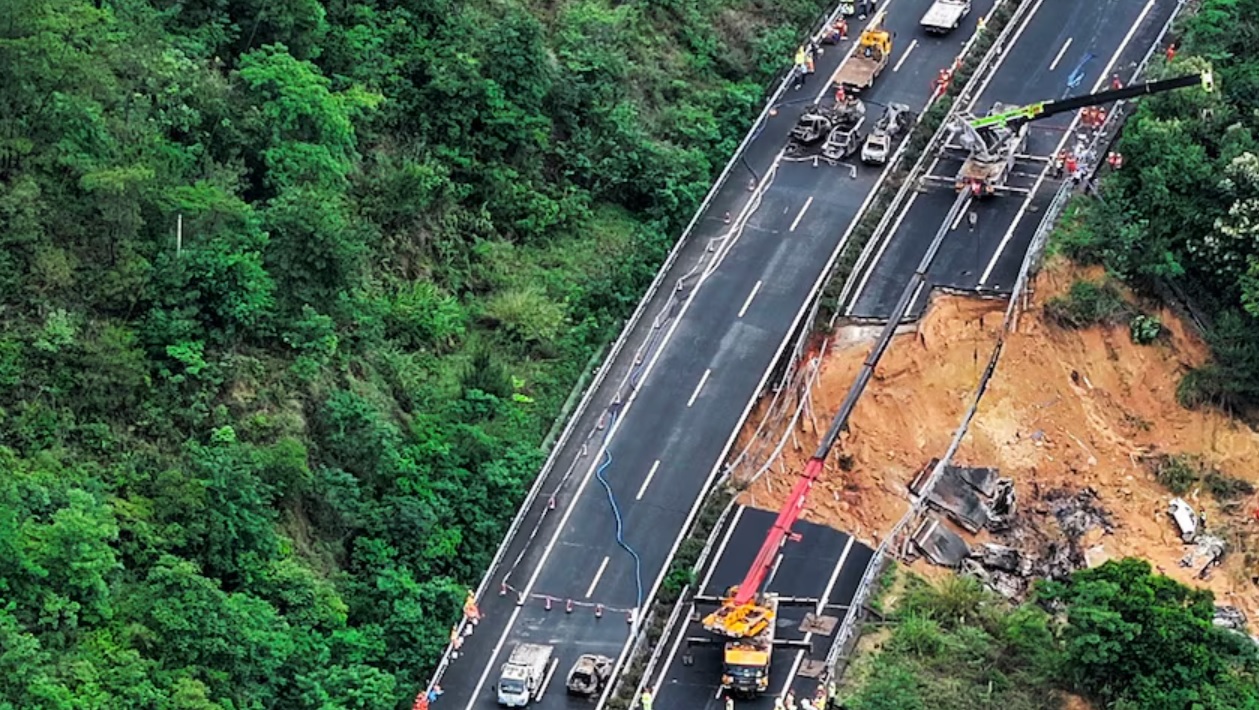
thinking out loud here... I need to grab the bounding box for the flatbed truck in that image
[834,27,892,92]
[496,643,555,707]
[920,0,971,34]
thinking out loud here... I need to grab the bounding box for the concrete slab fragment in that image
[911,515,970,567]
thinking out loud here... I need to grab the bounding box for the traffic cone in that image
[748,178,756,191]
[500,582,507,596]
[595,604,604,619]
[566,598,574,613]
[548,496,556,510]
[545,596,553,611]
[724,211,731,224]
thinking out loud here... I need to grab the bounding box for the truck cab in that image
[722,644,770,696]
[496,668,533,707]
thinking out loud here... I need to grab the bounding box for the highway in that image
[647,510,874,710]
[846,0,1180,320]
[433,1,994,709]
[642,1,1184,707]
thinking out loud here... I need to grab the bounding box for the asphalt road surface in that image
[647,508,875,710]
[847,0,1180,320]
[434,2,994,709]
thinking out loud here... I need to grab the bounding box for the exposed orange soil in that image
[737,259,1259,622]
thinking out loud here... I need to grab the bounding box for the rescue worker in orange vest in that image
[934,68,951,95]
[1095,106,1107,127]
[1064,154,1078,176]
[1166,43,1177,61]
[1111,73,1123,90]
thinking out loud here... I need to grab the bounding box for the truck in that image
[496,643,555,707]
[565,654,613,697]
[920,0,971,34]
[860,102,911,165]
[719,593,778,697]
[833,27,892,92]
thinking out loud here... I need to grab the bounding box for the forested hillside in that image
[0,0,830,706]
[1057,0,1259,415]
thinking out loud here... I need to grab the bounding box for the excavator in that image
[938,70,1213,196]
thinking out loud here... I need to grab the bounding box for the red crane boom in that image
[731,457,825,606]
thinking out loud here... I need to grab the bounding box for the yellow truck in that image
[834,27,893,92]
[719,593,778,697]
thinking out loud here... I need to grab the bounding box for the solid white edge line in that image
[893,39,918,73]
[686,369,712,408]
[635,460,662,501]
[790,196,815,232]
[536,657,560,702]
[777,536,856,698]
[1049,36,1073,71]
[738,281,764,319]
[979,0,1159,285]
[585,556,611,599]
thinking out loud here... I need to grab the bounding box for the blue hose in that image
[594,413,646,611]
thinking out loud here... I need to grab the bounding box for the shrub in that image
[1129,313,1163,344]
[1044,280,1131,328]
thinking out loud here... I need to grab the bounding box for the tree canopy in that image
[0,0,831,706]
[1054,0,1259,415]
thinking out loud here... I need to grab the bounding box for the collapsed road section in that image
[422,1,998,709]
[636,2,1204,709]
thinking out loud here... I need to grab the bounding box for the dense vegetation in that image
[839,560,1259,710]
[0,0,832,706]
[1053,0,1259,414]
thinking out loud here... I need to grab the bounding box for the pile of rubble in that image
[902,461,1119,602]
[899,461,1255,642]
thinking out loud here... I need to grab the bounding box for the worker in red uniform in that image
[1166,43,1177,61]
[835,84,847,104]
[1111,73,1123,90]
[1064,154,1078,176]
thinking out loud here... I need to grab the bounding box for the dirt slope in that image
[738,259,1259,621]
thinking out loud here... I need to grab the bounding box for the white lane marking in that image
[738,281,764,319]
[686,369,712,408]
[535,657,560,702]
[778,536,856,697]
[980,0,1158,285]
[978,207,1032,286]
[463,134,788,710]
[893,39,919,73]
[971,0,1048,102]
[634,458,664,501]
[1049,37,1073,71]
[790,196,815,232]
[585,556,611,598]
[846,191,920,314]
[650,506,747,696]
